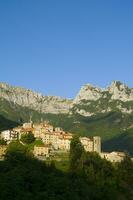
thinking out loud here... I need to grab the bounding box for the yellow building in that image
[58,138,71,151]
[33,123,54,138]
[33,145,49,157]
[80,137,93,152]
[41,131,73,151]
[80,136,101,153]
[42,133,52,145]
[33,128,44,139]
[0,145,7,159]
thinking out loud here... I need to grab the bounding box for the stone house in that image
[80,137,94,152]
[80,136,101,153]
[100,152,126,162]
[58,137,71,151]
[1,130,19,142]
[33,145,49,157]
[1,130,11,141]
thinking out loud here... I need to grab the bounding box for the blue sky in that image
[0,0,133,98]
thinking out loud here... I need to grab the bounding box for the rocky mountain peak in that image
[0,82,11,89]
[73,83,102,104]
[108,81,133,102]
[108,81,127,91]
[72,81,133,117]
[73,81,133,105]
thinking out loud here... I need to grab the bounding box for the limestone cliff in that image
[0,83,72,114]
[72,81,133,116]
[108,81,133,102]
[73,84,103,104]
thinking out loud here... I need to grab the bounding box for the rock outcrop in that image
[0,83,72,114]
[108,81,133,102]
[72,81,133,116]
[73,84,103,104]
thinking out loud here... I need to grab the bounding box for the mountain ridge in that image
[0,81,133,155]
[0,82,72,114]
[0,81,133,116]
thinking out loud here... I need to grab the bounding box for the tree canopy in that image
[21,132,35,144]
[0,138,7,145]
[0,138,132,199]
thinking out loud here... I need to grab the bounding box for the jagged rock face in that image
[108,81,133,102]
[73,81,133,104]
[73,84,103,104]
[0,83,72,114]
[72,81,133,116]
[0,81,133,117]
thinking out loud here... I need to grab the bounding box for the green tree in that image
[69,135,85,173]
[0,138,7,145]
[5,141,32,164]
[21,132,35,144]
[117,155,133,199]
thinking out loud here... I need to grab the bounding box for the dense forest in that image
[0,137,133,200]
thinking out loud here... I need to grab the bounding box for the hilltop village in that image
[0,122,126,163]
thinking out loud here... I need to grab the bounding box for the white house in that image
[1,130,19,142]
[1,130,11,141]
[100,152,126,163]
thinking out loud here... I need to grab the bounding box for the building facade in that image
[33,145,49,157]
[1,130,19,142]
[80,136,101,153]
[100,152,126,163]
